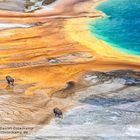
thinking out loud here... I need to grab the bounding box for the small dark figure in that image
[6,75,14,86]
[53,107,63,118]
[48,58,58,64]
[66,81,75,90]
[34,22,42,26]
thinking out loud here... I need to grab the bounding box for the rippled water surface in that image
[90,0,140,55]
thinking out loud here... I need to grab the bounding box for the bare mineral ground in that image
[0,0,139,139]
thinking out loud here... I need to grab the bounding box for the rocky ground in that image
[0,0,25,11]
[0,0,56,12]
[20,70,140,140]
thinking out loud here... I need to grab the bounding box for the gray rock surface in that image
[0,0,56,12]
[22,70,140,140]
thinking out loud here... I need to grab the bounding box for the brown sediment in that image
[0,0,139,139]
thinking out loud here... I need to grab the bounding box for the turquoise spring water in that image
[90,0,140,55]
